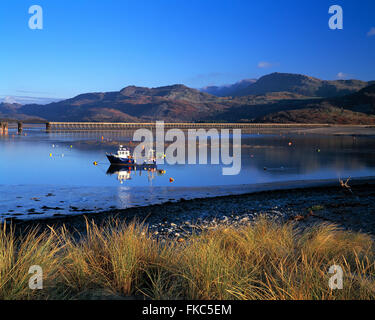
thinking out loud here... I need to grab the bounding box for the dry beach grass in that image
[1,217,375,300]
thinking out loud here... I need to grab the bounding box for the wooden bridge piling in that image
[0,122,8,135]
[17,122,23,134]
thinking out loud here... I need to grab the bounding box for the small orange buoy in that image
[93,161,98,166]
[288,142,293,146]
[169,178,175,183]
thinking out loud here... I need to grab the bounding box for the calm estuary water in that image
[1,126,375,220]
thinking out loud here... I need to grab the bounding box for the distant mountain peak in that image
[262,72,320,81]
[119,84,194,97]
[236,72,369,97]
[120,86,149,96]
[201,79,257,97]
[161,84,189,89]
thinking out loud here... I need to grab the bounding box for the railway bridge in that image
[44,122,332,131]
[3,121,370,134]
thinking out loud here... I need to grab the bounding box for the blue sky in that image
[0,0,374,101]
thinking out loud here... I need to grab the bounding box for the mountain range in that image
[1,72,374,124]
[201,73,370,98]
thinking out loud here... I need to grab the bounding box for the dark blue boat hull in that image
[106,154,136,165]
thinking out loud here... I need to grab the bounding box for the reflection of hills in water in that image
[244,135,375,175]
[106,165,166,184]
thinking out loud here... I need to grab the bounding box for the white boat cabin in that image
[116,146,132,159]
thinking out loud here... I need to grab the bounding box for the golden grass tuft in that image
[60,219,159,297]
[0,224,62,300]
[0,216,374,300]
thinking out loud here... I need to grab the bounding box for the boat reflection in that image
[106,165,166,184]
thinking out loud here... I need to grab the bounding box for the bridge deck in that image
[46,122,334,130]
[2,121,374,132]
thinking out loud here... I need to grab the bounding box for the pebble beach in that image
[12,177,375,240]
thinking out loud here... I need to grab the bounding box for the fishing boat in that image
[106,145,157,165]
[106,145,136,165]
